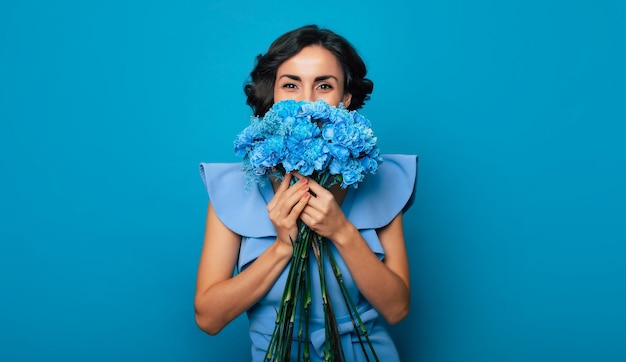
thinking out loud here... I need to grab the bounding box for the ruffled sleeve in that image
[199,162,276,238]
[343,154,418,230]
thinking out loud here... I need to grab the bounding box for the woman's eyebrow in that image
[278,74,301,81]
[278,74,338,82]
[314,75,338,82]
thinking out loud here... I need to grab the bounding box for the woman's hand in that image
[297,175,349,241]
[267,172,311,248]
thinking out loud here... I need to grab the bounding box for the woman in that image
[195,25,417,361]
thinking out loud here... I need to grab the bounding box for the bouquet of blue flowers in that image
[234,99,382,361]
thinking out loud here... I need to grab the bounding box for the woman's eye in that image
[318,83,333,90]
[282,83,297,89]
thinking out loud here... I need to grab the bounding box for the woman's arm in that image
[300,180,410,325]
[335,213,410,324]
[193,202,290,335]
[194,173,311,335]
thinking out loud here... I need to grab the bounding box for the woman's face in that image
[273,45,352,108]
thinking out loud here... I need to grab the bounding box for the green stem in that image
[312,234,345,362]
[303,253,311,362]
[264,222,312,361]
[323,241,379,362]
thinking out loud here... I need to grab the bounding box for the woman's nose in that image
[300,89,315,102]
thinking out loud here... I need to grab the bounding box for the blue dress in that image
[200,154,418,361]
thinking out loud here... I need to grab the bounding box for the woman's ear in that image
[342,93,352,108]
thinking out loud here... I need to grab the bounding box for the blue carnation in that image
[271,99,300,119]
[249,135,285,168]
[328,143,350,161]
[340,159,365,188]
[234,126,258,157]
[351,110,372,127]
[290,117,321,141]
[301,99,331,121]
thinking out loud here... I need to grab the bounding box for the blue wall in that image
[1,0,625,361]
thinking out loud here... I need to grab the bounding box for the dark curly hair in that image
[244,25,374,117]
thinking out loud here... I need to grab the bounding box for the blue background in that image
[1,0,625,361]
